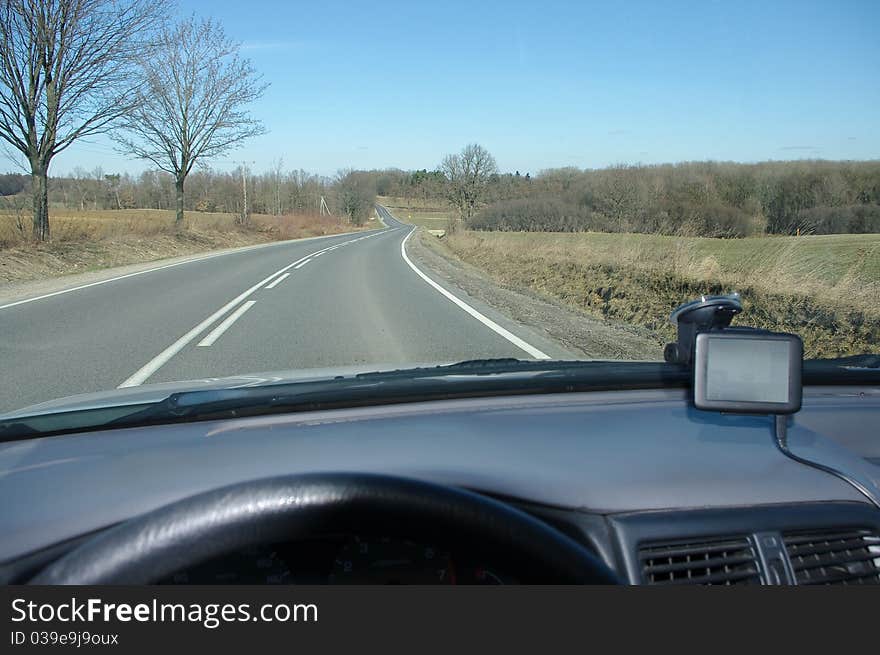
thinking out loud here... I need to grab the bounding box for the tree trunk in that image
[31,165,50,241]
[175,176,185,225]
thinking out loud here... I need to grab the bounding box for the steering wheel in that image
[30,473,620,584]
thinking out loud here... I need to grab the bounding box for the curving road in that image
[0,208,572,413]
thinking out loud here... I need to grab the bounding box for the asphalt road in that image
[0,207,572,413]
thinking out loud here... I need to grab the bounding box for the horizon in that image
[2,0,878,177]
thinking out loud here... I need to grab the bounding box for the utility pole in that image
[242,166,247,223]
[233,160,255,225]
[319,195,331,216]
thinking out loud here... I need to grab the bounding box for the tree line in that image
[0,165,379,228]
[471,159,880,237]
[372,153,880,237]
[4,146,878,240]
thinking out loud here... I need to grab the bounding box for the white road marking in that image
[0,250,234,312]
[117,234,378,387]
[197,301,257,347]
[399,227,551,360]
[264,273,289,289]
[0,229,379,312]
[117,270,292,387]
[293,259,311,269]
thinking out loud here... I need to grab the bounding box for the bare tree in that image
[104,173,121,210]
[114,16,267,225]
[440,153,465,219]
[335,169,375,225]
[0,0,164,240]
[440,143,497,222]
[71,166,91,211]
[595,165,637,232]
[90,165,103,210]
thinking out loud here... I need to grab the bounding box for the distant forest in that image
[383,160,880,237]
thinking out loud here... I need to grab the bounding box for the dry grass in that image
[0,208,358,245]
[0,208,361,284]
[442,230,880,358]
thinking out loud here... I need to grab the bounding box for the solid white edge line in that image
[263,272,290,289]
[196,301,257,347]
[0,228,386,312]
[117,234,376,388]
[399,227,551,360]
[0,250,234,311]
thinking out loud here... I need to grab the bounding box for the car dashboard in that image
[160,535,519,585]
[1,385,879,585]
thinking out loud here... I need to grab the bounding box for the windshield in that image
[0,1,877,420]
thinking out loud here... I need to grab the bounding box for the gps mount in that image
[662,293,873,504]
[663,293,743,366]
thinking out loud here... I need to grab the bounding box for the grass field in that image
[0,208,361,284]
[440,230,880,358]
[0,207,358,244]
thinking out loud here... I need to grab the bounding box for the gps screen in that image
[704,337,792,404]
[694,331,802,413]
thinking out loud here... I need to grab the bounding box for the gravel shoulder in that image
[406,229,662,360]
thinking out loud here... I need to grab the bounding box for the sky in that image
[5,0,879,177]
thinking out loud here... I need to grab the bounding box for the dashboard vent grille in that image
[783,529,880,585]
[639,536,761,585]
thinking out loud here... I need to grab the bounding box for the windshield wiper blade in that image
[3,354,877,444]
[353,358,533,379]
[353,358,626,380]
[0,361,689,441]
[808,354,880,369]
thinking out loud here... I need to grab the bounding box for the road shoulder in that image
[406,229,661,360]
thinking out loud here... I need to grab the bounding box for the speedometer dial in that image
[329,536,455,584]
[164,545,293,584]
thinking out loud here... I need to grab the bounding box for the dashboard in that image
[1,385,879,584]
[161,536,515,585]
[149,500,880,585]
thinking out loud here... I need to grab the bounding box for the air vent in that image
[639,536,762,585]
[783,528,880,585]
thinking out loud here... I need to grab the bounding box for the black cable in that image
[773,414,879,508]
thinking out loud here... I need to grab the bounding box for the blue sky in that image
[7,0,879,176]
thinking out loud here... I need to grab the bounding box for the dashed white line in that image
[264,273,289,289]
[293,259,311,269]
[0,229,374,312]
[117,234,379,387]
[197,301,257,347]
[399,227,551,360]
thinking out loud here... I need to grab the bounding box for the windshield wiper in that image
[0,360,686,441]
[3,356,877,443]
[104,361,683,426]
[807,354,880,369]
[351,358,619,379]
